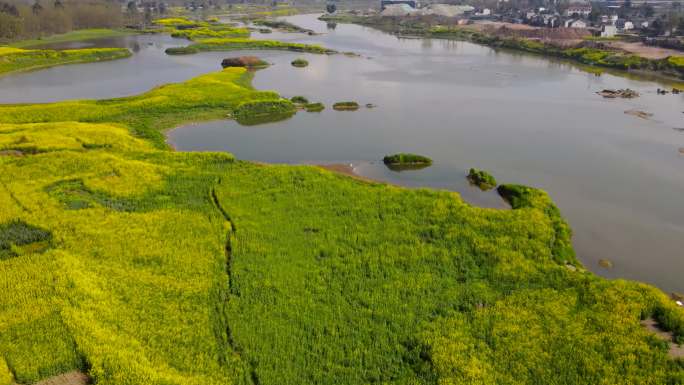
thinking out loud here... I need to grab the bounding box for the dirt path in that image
[608,41,684,60]
[33,371,89,385]
[641,317,684,358]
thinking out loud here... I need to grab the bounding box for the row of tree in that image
[0,0,172,41]
[0,0,124,40]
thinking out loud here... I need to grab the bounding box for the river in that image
[1,14,683,293]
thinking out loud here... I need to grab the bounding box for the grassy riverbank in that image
[429,26,684,79]
[0,65,683,385]
[0,47,131,76]
[321,14,684,80]
[9,29,135,49]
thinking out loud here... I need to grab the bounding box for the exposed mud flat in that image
[624,109,653,119]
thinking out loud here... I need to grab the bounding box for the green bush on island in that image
[383,153,433,169]
[0,47,131,76]
[467,168,497,190]
[164,46,200,55]
[305,102,325,112]
[383,153,432,165]
[232,99,296,125]
[290,96,309,104]
[332,101,359,111]
[291,58,309,67]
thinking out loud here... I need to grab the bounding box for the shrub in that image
[232,99,296,125]
[291,58,309,67]
[332,101,359,111]
[467,168,497,190]
[290,96,309,104]
[383,153,432,165]
[383,153,432,166]
[305,102,325,112]
[165,46,200,55]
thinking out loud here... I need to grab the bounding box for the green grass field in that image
[0,55,683,385]
[9,29,135,49]
[0,47,131,76]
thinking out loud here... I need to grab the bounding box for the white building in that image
[565,19,587,28]
[564,3,592,17]
[601,24,617,37]
[623,21,634,30]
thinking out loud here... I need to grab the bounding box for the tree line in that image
[0,0,169,41]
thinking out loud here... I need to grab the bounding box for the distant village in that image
[353,0,684,45]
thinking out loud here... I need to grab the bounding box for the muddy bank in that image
[317,163,377,183]
[34,371,89,385]
[641,318,684,358]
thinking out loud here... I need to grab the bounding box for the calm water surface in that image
[0,14,682,293]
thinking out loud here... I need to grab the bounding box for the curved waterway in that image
[1,14,683,293]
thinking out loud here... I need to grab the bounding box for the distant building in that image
[565,19,587,28]
[601,24,617,37]
[564,3,592,17]
[380,0,416,11]
[615,19,634,31]
[543,14,560,28]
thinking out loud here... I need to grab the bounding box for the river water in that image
[1,14,683,293]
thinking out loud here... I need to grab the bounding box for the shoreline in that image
[316,163,378,183]
[320,14,684,86]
